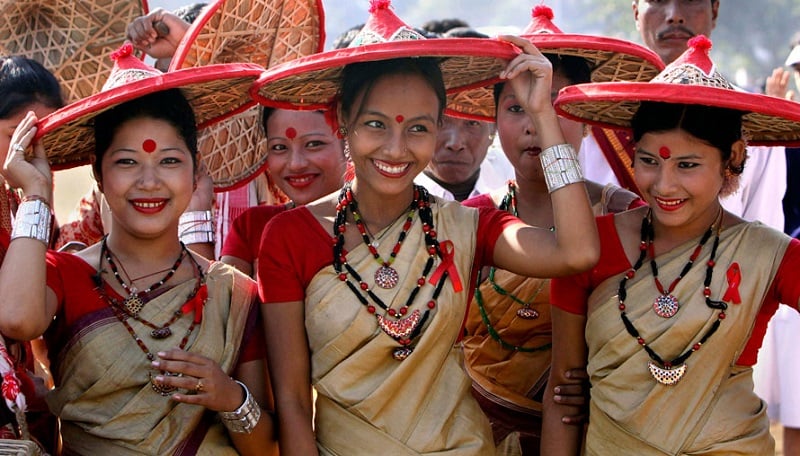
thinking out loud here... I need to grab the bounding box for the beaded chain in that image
[333,184,447,360]
[95,245,207,395]
[103,236,186,316]
[473,181,552,352]
[618,209,727,385]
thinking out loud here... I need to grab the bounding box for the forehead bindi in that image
[142,139,157,153]
[285,127,297,139]
[658,146,671,159]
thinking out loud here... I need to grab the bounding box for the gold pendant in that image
[124,294,145,316]
[648,361,686,385]
[376,309,421,340]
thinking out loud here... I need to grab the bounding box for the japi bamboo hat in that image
[35,43,264,170]
[169,0,325,191]
[447,4,665,121]
[0,0,148,102]
[250,0,518,117]
[555,36,800,147]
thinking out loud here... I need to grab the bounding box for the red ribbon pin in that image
[429,240,463,293]
[182,283,208,323]
[723,262,741,304]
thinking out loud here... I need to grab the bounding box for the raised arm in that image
[491,36,599,277]
[0,112,58,340]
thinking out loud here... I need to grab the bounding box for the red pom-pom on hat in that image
[532,5,554,20]
[110,42,134,61]
[102,43,161,91]
[523,3,563,35]
[369,0,391,13]
[687,35,712,53]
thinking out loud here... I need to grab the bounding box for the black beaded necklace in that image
[333,184,447,361]
[618,209,727,385]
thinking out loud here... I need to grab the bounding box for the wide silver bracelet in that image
[179,210,215,244]
[11,199,52,245]
[540,143,585,193]
[219,380,261,434]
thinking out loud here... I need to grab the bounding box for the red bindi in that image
[142,139,157,153]
[285,127,297,139]
[658,146,671,159]
[395,115,404,123]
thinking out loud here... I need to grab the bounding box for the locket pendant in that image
[149,371,181,396]
[653,294,680,318]
[648,361,686,385]
[374,265,399,289]
[392,346,413,361]
[124,294,145,316]
[376,309,421,340]
[150,327,172,339]
[516,306,539,319]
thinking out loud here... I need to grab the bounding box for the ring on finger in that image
[195,378,204,393]
[11,143,24,153]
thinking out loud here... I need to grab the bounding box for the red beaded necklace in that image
[103,237,185,316]
[97,240,208,395]
[333,184,446,361]
[618,209,727,385]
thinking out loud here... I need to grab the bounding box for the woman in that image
[543,36,800,455]
[0,47,275,455]
[220,107,347,277]
[252,2,600,450]
[459,7,655,454]
[0,55,64,452]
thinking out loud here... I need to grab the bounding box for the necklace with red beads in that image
[103,237,185,316]
[618,209,727,385]
[333,184,446,361]
[96,240,208,395]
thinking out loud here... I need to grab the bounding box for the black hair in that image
[93,88,197,180]
[421,18,470,35]
[442,27,488,39]
[173,2,207,24]
[0,56,64,119]
[631,101,743,161]
[339,58,446,126]
[493,53,591,109]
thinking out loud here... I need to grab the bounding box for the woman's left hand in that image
[2,111,52,198]
[498,35,554,117]
[152,348,244,412]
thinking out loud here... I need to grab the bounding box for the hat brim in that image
[251,38,519,113]
[447,34,665,121]
[555,82,800,147]
[170,0,325,190]
[0,0,147,102]
[786,44,800,67]
[36,63,264,170]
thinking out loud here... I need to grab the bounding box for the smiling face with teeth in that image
[344,71,440,204]
[634,128,733,233]
[99,116,196,239]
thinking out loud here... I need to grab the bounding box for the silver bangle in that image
[219,380,261,434]
[11,199,52,245]
[179,210,215,244]
[540,144,584,193]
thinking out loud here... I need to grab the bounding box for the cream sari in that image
[307,199,495,455]
[584,222,789,456]
[48,262,257,455]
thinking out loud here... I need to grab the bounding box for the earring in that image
[343,139,351,160]
[338,126,348,138]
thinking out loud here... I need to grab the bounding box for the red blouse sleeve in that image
[475,206,522,268]
[221,205,288,262]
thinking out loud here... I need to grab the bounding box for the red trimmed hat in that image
[448,4,665,120]
[169,0,325,191]
[0,0,148,102]
[35,43,263,170]
[250,0,518,117]
[555,36,800,146]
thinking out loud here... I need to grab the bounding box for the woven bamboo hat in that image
[0,0,148,102]
[35,44,263,170]
[555,36,800,147]
[447,4,665,121]
[251,0,518,116]
[169,0,325,191]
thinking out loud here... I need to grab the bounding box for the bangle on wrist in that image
[219,380,261,434]
[11,199,52,245]
[179,210,215,244]
[540,144,584,193]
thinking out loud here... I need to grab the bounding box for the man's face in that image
[633,0,719,65]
